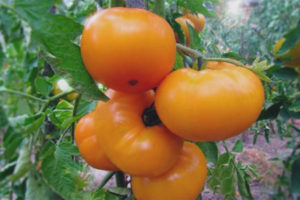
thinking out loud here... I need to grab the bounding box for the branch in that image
[0,87,47,103]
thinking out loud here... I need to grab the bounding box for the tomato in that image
[184,13,205,33]
[75,112,118,171]
[155,61,265,141]
[273,38,300,67]
[175,16,195,46]
[94,89,183,177]
[131,142,207,200]
[80,8,176,93]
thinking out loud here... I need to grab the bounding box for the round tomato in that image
[131,142,207,200]
[184,13,205,33]
[75,112,118,171]
[273,38,300,67]
[155,61,265,141]
[175,16,195,46]
[94,89,183,177]
[80,8,176,93]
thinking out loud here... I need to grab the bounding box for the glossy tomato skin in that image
[131,142,207,200]
[94,90,183,177]
[81,8,176,93]
[155,61,265,141]
[75,112,118,171]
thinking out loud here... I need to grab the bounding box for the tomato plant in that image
[0,0,299,200]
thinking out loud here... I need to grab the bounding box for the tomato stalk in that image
[40,89,75,112]
[176,43,246,68]
[109,0,126,7]
[115,171,127,187]
[0,87,47,103]
[153,0,165,17]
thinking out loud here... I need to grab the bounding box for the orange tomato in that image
[94,89,183,177]
[155,61,265,141]
[273,38,300,67]
[184,13,205,33]
[175,16,195,46]
[80,8,176,93]
[131,142,207,200]
[75,112,118,171]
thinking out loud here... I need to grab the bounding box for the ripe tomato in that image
[155,61,265,141]
[94,89,183,177]
[131,142,207,200]
[80,8,176,93]
[184,13,205,33]
[273,38,300,67]
[75,112,118,171]
[175,16,195,46]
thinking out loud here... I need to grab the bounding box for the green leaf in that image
[291,157,300,194]
[289,98,300,112]
[0,162,16,181]
[232,140,243,153]
[246,57,272,82]
[258,102,282,120]
[217,153,231,167]
[173,52,184,70]
[35,77,53,97]
[187,23,202,50]
[0,43,4,68]
[9,142,31,181]
[236,168,253,199]
[23,113,46,135]
[49,100,76,129]
[3,127,23,161]
[89,189,120,200]
[41,145,85,199]
[276,25,300,56]
[77,98,97,117]
[14,0,108,101]
[196,142,218,164]
[25,170,62,200]
[272,67,299,80]
[186,0,214,17]
[221,176,235,196]
[55,142,81,173]
[0,105,8,127]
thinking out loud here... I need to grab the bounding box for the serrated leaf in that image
[196,142,218,164]
[232,140,243,153]
[55,143,81,173]
[14,0,108,101]
[35,77,53,97]
[9,142,31,181]
[246,57,272,82]
[25,170,61,200]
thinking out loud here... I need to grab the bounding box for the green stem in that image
[0,87,47,103]
[40,90,75,112]
[71,94,82,143]
[153,0,165,17]
[97,171,116,189]
[176,43,246,68]
[109,0,126,7]
[115,171,126,187]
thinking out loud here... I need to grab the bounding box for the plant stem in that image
[176,43,246,67]
[109,0,126,7]
[0,87,47,103]
[153,0,165,17]
[40,90,75,112]
[97,171,116,189]
[115,171,126,187]
[71,94,82,143]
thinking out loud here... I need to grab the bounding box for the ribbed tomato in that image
[155,61,265,141]
[131,142,207,200]
[94,90,183,177]
[80,7,176,93]
[74,112,118,171]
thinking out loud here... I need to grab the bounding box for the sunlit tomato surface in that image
[155,61,265,141]
[184,13,205,33]
[94,90,183,177]
[81,7,176,93]
[74,112,118,171]
[175,16,195,46]
[131,142,207,200]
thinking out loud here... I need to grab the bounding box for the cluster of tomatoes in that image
[75,7,265,200]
